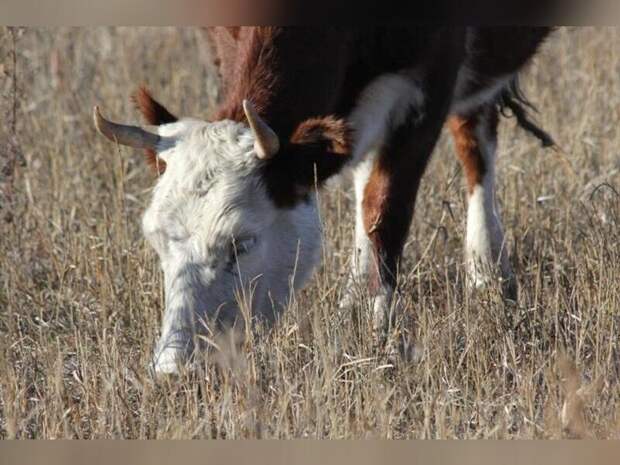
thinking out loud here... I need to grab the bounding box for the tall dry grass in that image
[0,27,618,438]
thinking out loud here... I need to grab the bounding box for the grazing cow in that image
[94,27,553,374]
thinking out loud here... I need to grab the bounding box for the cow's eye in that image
[229,236,256,263]
[236,237,256,255]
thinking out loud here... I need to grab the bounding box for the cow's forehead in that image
[156,117,205,137]
[157,118,255,169]
[150,118,267,209]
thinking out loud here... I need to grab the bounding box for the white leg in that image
[353,154,376,281]
[465,122,514,292]
[339,153,377,308]
[341,151,399,342]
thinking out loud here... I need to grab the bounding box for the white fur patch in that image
[350,73,424,165]
[466,185,495,284]
[351,153,376,280]
[464,122,512,288]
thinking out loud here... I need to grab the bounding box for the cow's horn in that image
[242,99,280,160]
[93,106,163,150]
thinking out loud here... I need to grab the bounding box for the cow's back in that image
[204,27,551,122]
[453,27,552,106]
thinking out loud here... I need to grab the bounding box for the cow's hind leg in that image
[448,106,515,297]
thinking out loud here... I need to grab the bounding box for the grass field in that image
[0,27,618,439]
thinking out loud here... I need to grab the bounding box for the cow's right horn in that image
[94,106,164,151]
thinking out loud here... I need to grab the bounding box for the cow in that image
[94,27,554,375]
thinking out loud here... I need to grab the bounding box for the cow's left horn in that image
[93,106,164,150]
[243,100,280,160]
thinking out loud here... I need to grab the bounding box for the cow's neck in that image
[215,27,353,140]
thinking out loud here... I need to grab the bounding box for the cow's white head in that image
[94,89,350,375]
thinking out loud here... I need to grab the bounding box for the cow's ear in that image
[262,116,352,207]
[132,86,178,125]
[131,86,178,173]
[286,116,352,186]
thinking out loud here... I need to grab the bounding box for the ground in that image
[0,27,618,438]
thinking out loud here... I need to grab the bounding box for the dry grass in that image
[0,27,619,439]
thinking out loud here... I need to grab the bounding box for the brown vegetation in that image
[0,27,618,438]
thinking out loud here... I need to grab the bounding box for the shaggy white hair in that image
[143,118,321,374]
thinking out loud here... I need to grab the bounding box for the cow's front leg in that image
[342,109,450,344]
[340,37,463,344]
[339,151,397,336]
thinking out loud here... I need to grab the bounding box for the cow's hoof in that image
[371,292,391,338]
[371,290,401,347]
[466,265,517,301]
[151,347,185,377]
[337,287,357,312]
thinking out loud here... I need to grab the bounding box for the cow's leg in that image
[340,30,465,343]
[343,103,451,340]
[448,106,515,296]
[341,152,379,308]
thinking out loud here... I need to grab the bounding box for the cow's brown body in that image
[201,27,551,302]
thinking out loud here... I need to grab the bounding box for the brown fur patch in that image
[211,27,352,138]
[362,111,451,290]
[206,27,550,210]
[263,116,352,208]
[131,86,178,174]
[132,86,178,125]
[362,163,391,294]
[448,114,486,194]
[290,117,350,156]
